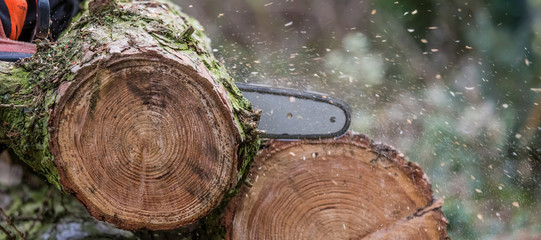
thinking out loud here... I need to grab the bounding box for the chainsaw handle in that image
[0,0,48,61]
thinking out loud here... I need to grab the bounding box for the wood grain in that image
[225,133,449,239]
[51,52,241,230]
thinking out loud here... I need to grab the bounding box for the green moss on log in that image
[0,62,62,189]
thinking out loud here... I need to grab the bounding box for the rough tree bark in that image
[0,0,260,231]
[224,133,449,240]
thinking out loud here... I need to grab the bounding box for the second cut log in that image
[225,133,449,239]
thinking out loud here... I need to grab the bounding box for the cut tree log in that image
[0,0,260,230]
[224,133,449,240]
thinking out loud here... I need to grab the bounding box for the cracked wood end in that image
[224,132,449,240]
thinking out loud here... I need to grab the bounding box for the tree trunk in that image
[224,133,449,240]
[0,0,260,231]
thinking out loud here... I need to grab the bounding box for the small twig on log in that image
[0,208,24,240]
[180,26,195,40]
[0,224,15,240]
[0,104,27,109]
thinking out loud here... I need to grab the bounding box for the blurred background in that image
[1,0,540,239]
[175,0,540,239]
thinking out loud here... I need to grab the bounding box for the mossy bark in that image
[0,0,259,231]
[1,62,61,188]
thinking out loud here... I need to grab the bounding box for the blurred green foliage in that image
[177,0,541,239]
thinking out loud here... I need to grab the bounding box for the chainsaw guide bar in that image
[237,83,351,139]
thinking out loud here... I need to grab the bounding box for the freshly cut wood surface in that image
[225,133,448,239]
[50,52,240,230]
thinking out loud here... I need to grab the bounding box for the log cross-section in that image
[51,52,242,230]
[225,133,449,239]
[0,0,260,230]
